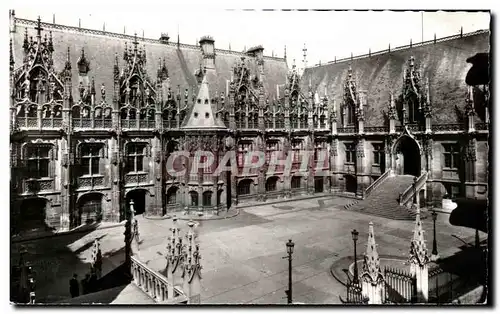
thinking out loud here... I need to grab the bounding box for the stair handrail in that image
[363,169,392,199]
[399,172,428,205]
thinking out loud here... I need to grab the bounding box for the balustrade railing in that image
[475,122,488,130]
[363,169,391,199]
[23,178,54,193]
[125,173,148,185]
[78,175,104,189]
[364,126,386,133]
[130,256,187,304]
[17,117,39,128]
[432,124,465,132]
[338,127,356,134]
[399,171,428,206]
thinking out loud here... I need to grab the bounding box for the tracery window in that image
[443,144,460,169]
[345,142,356,164]
[139,108,156,129]
[237,142,252,167]
[26,146,51,178]
[344,99,355,126]
[80,145,102,176]
[266,141,279,163]
[126,144,146,173]
[372,143,385,165]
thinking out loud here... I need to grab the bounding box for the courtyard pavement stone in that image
[11,196,479,304]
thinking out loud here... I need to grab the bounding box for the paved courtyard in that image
[11,196,480,304]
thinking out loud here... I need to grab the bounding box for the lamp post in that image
[283,239,295,304]
[351,229,359,284]
[431,210,439,260]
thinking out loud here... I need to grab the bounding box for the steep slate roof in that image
[301,30,490,126]
[182,75,227,129]
[11,17,288,102]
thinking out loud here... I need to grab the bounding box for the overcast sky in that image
[12,8,491,71]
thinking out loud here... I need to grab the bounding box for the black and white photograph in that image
[6,5,491,306]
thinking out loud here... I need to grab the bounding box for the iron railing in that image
[384,266,417,304]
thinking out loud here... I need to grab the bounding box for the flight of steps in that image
[344,175,423,220]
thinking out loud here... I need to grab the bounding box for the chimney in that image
[199,35,216,70]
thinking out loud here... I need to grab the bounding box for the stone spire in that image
[181,75,227,130]
[362,222,382,282]
[409,208,429,267]
[182,220,202,304]
[360,222,385,304]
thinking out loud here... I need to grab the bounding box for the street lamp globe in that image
[286,239,295,254]
[351,229,359,241]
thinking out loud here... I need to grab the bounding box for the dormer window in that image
[204,99,209,104]
[205,112,209,118]
[197,99,201,104]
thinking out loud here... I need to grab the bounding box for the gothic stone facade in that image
[9,14,489,233]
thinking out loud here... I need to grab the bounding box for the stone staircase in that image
[344,175,422,220]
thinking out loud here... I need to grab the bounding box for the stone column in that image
[182,221,202,304]
[129,200,140,258]
[388,93,397,134]
[361,222,385,305]
[408,208,429,302]
[356,137,366,197]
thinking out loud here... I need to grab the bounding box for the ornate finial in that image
[409,56,415,67]
[62,46,72,77]
[35,16,43,39]
[284,45,287,60]
[48,31,54,52]
[101,83,106,101]
[133,33,139,53]
[9,38,14,70]
[90,77,96,95]
[409,209,429,267]
[362,222,383,283]
[23,27,29,50]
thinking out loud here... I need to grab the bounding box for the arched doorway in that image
[202,191,212,208]
[394,136,421,176]
[345,175,357,193]
[266,176,279,192]
[237,179,253,196]
[77,193,103,225]
[189,191,199,207]
[314,177,324,193]
[126,189,147,216]
[166,187,178,206]
[18,198,47,233]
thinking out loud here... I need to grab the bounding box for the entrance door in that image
[396,136,421,176]
[126,190,146,216]
[345,175,357,193]
[314,177,324,193]
[19,198,47,233]
[78,193,103,225]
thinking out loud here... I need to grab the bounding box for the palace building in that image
[9,11,490,233]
